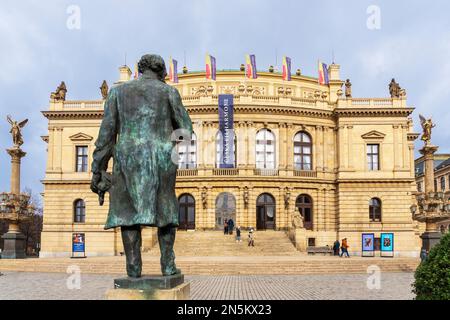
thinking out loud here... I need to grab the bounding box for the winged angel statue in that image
[419,114,435,146]
[7,115,28,147]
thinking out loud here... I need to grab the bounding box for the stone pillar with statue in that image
[0,116,33,259]
[410,115,450,253]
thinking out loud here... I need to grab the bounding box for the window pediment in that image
[361,130,386,141]
[69,132,93,142]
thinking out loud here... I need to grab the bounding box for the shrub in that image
[413,232,450,300]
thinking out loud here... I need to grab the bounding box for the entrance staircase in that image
[147,230,300,256]
[0,231,420,275]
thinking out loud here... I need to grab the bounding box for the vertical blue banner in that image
[218,94,234,168]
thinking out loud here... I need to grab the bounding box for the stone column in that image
[420,145,438,194]
[346,125,353,169]
[7,147,26,195]
[2,147,27,259]
[286,123,294,170]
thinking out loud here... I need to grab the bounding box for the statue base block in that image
[105,274,190,300]
[1,232,26,259]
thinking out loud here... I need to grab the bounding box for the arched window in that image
[74,199,85,223]
[216,130,237,168]
[440,176,446,191]
[177,132,197,169]
[440,225,446,234]
[369,198,382,222]
[295,194,313,230]
[293,131,312,170]
[256,129,276,169]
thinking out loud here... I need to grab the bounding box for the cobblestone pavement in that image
[0,272,415,300]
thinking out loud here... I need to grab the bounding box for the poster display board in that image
[361,233,375,257]
[72,233,86,258]
[380,233,394,257]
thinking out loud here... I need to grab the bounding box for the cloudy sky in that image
[1,0,450,194]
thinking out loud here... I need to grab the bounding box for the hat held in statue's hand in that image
[92,171,112,206]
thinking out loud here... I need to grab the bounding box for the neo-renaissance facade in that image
[40,63,423,257]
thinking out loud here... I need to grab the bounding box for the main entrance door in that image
[215,192,236,230]
[178,194,195,230]
[256,193,276,230]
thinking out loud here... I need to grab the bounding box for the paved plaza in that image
[0,272,415,300]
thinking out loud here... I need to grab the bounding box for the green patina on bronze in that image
[92,66,192,230]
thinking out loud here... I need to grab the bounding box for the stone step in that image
[0,257,419,275]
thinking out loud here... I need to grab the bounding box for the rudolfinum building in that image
[40,63,423,258]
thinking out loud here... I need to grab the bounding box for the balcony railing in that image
[176,169,198,176]
[213,168,239,176]
[293,170,317,178]
[253,168,279,176]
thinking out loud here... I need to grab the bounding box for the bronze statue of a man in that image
[91,54,193,278]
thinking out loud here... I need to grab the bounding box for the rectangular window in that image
[441,176,446,191]
[434,179,438,192]
[367,144,380,171]
[417,182,422,192]
[76,146,88,172]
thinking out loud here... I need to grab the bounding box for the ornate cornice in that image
[42,110,103,120]
[42,106,414,121]
[335,107,414,117]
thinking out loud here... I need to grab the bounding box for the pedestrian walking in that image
[224,219,228,235]
[248,228,255,247]
[235,226,242,243]
[340,238,350,257]
[228,218,234,235]
[333,240,340,256]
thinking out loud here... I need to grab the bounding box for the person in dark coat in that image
[333,240,340,256]
[228,218,234,235]
[91,54,193,278]
[224,219,228,235]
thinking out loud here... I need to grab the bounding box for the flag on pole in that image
[134,62,139,79]
[169,57,178,83]
[245,54,257,79]
[205,54,216,80]
[282,56,291,81]
[318,61,329,85]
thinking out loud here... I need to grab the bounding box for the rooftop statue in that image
[7,115,28,147]
[50,81,67,101]
[419,114,435,146]
[389,78,401,98]
[345,79,352,98]
[91,54,193,278]
[100,80,108,100]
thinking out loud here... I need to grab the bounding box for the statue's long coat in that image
[92,73,193,229]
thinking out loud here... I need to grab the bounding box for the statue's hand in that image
[90,173,101,194]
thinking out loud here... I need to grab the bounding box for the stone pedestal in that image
[420,231,442,252]
[105,274,190,300]
[1,231,26,259]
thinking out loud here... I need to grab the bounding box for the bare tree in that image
[0,188,43,256]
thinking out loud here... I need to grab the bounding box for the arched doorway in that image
[178,194,195,230]
[295,194,313,230]
[215,192,236,229]
[256,193,276,230]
